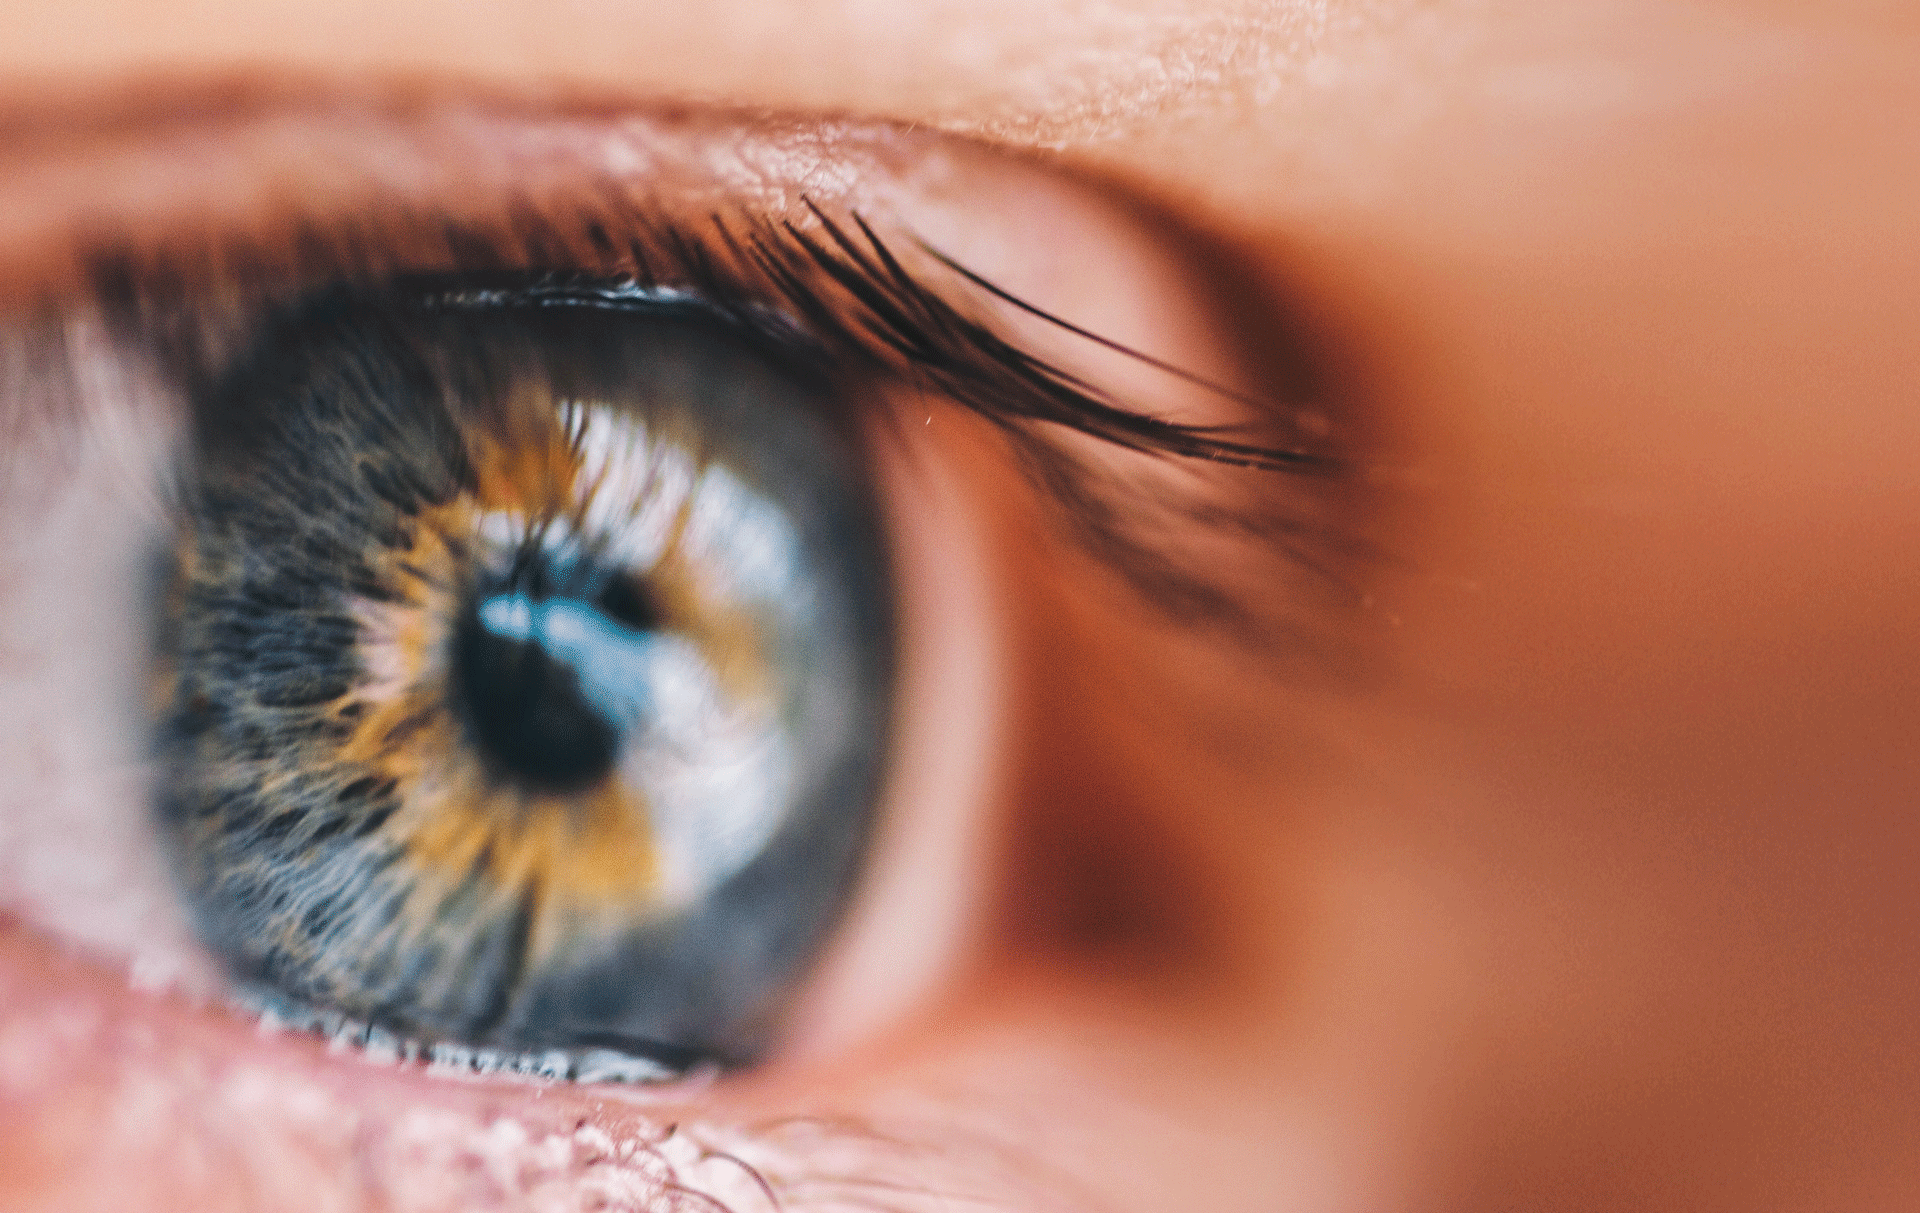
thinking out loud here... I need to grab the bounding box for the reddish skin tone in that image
[3,3,1920,1212]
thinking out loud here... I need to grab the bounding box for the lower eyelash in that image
[234,984,708,1085]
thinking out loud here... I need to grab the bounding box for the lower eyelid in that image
[0,913,758,1209]
[2,905,1097,1213]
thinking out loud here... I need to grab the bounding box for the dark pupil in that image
[452,561,660,795]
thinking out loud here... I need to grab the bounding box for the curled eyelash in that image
[79,195,1331,470]
[68,186,1359,641]
[746,205,1332,473]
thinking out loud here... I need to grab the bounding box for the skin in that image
[1,2,1918,1212]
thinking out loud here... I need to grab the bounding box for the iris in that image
[152,282,893,1075]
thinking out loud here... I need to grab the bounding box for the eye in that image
[157,283,893,1077]
[0,100,1357,1171]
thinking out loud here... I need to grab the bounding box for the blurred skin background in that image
[0,2,1917,1212]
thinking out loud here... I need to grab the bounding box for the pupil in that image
[596,573,660,631]
[453,571,652,795]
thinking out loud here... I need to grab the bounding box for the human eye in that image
[0,92,1362,1208]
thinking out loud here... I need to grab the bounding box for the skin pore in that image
[2,2,1919,1212]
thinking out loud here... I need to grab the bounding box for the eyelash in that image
[2,167,1350,1087]
[50,189,1350,670]
[77,194,1329,476]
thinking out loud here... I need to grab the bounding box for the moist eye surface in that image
[151,282,893,1077]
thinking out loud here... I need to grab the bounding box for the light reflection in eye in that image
[471,400,812,902]
[150,291,894,1076]
[561,401,807,603]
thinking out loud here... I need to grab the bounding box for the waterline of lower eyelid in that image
[235,984,706,1084]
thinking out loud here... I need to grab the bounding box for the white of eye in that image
[0,319,219,998]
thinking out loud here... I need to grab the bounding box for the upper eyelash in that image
[41,171,1362,645]
[788,207,1329,473]
[74,193,1331,472]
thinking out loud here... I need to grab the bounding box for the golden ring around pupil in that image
[157,290,893,1074]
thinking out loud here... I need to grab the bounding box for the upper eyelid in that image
[0,92,1320,462]
[0,90,1369,643]
[0,91,887,303]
